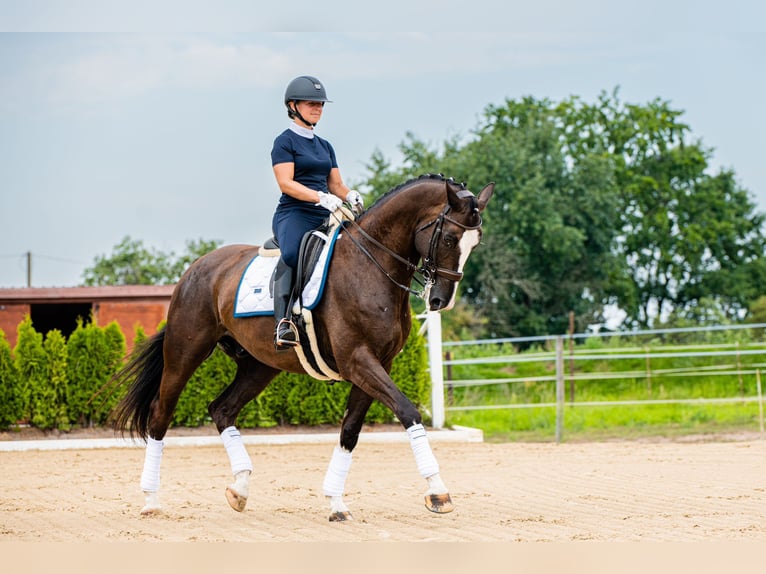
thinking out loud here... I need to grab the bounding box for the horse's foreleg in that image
[342,349,454,514]
[323,385,373,521]
[209,357,279,512]
[406,422,454,513]
[324,445,354,521]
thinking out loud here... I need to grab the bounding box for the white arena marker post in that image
[427,310,445,429]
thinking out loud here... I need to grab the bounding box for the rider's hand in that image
[316,192,343,213]
[346,190,364,214]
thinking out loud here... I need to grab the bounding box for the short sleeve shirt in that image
[271,128,338,210]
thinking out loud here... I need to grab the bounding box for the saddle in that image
[261,223,333,310]
[260,207,355,381]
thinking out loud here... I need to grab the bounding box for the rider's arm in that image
[273,162,323,203]
[327,167,353,201]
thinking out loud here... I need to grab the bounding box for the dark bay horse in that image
[111,174,494,521]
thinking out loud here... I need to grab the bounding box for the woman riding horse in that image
[271,75,363,349]
[112,173,493,521]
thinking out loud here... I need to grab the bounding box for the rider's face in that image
[293,100,324,126]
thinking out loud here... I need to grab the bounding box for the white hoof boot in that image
[225,470,251,512]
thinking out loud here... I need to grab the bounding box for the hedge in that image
[0,315,430,432]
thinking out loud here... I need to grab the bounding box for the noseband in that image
[337,198,482,299]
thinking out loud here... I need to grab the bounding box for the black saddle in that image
[264,221,335,308]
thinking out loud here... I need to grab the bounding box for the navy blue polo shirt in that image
[271,128,338,211]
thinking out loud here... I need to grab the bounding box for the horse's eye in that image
[444,235,457,248]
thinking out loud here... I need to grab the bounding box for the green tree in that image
[557,91,766,327]
[362,90,766,336]
[82,236,221,285]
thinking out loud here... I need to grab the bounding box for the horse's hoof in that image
[425,493,454,514]
[140,505,162,516]
[225,486,248,512]
[329,511,353,522]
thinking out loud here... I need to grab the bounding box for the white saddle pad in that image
[233,226,341,317]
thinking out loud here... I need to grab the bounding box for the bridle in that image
[333,196,482,300]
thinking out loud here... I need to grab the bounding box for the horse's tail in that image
[111,328,166,440]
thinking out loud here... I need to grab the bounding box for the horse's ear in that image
[477,182,495,212]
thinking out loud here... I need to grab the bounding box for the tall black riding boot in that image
[272,259,299,350]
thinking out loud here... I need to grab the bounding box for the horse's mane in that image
[358,173,468,223]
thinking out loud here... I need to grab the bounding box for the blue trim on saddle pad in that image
[303,224,342,311]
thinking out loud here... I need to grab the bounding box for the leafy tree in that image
[555,91,766,327]
[362,90,766,336]
[82,236,221,285]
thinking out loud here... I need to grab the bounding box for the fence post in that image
[643,346,652,396]
[427,311,445,429]
[555,336,564,444]
[757,369,764,434]
[445,351,454,406]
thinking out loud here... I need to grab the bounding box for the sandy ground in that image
[1,433,765,543]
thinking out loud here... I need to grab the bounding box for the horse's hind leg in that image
[322,385,373,522]
[140,326,218,515]
[208,355,280,512]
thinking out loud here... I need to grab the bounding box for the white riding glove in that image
[346,189,364,212]
[316,192,343,213]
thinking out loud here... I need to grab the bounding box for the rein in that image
[331,202,482,300]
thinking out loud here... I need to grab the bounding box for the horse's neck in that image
[362,185,441,255]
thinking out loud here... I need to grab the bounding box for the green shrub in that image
[2,312,431,431]
[14,317,45,424]
[66,319,126,426]
[172,347,236,427]
[0,329,22,429]
[32,329,69,430]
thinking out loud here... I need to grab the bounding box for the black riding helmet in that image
[284,75,331,126]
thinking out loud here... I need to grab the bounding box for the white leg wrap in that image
[221,426,253,475]
[407,423,439,478]
[322,445,353,497]
[140,437,164,493]
[426,473,449,495]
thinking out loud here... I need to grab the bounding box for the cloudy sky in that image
[1,1,763,287]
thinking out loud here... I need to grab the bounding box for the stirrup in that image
[275,318,299,349]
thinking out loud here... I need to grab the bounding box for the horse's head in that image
[417,179,494,311]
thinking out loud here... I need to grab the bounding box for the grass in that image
[440,333,766,442]
[446,403,764,443]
